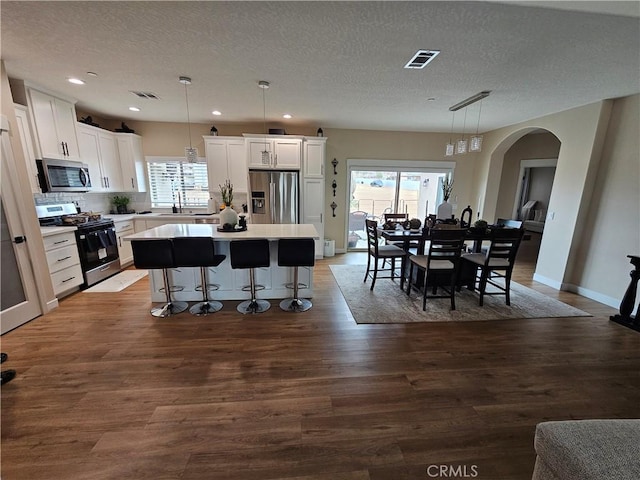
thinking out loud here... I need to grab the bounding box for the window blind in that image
[147,158,208,208]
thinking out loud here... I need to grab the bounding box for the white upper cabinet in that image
[204,136,248,193]
[77,123,123,192]
[245,135,302,170]
[115,133,147,192]
[26,88,80,161]
[303,137,326,178]
[13,104,41,193]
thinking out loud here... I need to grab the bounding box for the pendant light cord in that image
[184,82,193,148]
[262,86,267,146]
[461,107,467,140]
[474,99,483,136]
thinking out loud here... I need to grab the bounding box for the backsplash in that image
[34,192,148,214]
[32,191,247,214]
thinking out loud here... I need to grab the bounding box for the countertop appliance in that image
[37,203,121,288]
[36,158,91,193]
[249,170,299,224]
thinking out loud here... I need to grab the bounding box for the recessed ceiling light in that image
[427,97,436,102]
[283,114,292,119]
[212,110,222,116]
[86,72,98,77]
[68,78,85,85]
[129,106,141,112]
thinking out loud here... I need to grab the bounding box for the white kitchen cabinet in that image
[303,137,326,178]
[115,133,147,192]
[114,220,135,266]
[203,136,248,193]
[77,123,123,192]
[43,231,83,296]
[13,104,41,193]
[302,178,325,258]
[26,87,80,161]
[246,136,302,169]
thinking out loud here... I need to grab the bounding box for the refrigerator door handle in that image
[270,182,275,223]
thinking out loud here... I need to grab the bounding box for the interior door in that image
[1,128,41,333]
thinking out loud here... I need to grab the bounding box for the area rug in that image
[83,270,148,293]
[329,264,591,324]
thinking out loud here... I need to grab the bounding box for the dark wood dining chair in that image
[364,219,408,290]
[405,228,467,310]
[461,227,525,306]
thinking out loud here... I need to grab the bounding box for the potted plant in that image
[113,195,130,214]
[219,179,233,208]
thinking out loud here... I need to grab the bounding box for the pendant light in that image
[456,107,468,155]
[444,111,455,157]
[258,80,270,165]
[469,98,484,152]
[179,76,198,163]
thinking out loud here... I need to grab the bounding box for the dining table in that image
[379,226,491,254]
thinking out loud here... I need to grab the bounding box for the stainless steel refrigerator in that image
[249,170,299,224]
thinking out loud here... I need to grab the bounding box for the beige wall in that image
[566,94,640,304]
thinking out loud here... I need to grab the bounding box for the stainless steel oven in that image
[75,220,121,287]
[37,203,121,288]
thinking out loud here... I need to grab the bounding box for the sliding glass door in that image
[347,161,453,250]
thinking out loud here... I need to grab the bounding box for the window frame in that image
[145,156,209,209]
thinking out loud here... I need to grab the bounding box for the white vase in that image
[437,200,453,220]
[219,206,238,227]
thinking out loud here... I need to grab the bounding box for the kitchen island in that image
[123,223,320,302]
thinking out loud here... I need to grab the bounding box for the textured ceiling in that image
[2,1,639,133]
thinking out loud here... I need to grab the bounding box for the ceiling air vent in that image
[130,91,160,99]
[404,50,440,69]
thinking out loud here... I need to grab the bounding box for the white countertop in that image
[40,226,78,237]
[123,223,320,241]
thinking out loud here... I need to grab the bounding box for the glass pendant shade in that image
[456,139,468,155]
[185,147,198,163]
[445,143,455,156]
[470,135,483,152]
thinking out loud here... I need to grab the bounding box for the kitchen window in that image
[147,157,208,208]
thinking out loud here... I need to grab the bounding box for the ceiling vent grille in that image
[130,91,160,99]
[404,50,440,69]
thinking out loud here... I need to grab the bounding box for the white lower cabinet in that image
[302,178,325,258]
[114,220,135,266]
[43,231,83,296]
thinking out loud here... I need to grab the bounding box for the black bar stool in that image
[278,238,315,312]
[173,237,226,316]
[230,239,271,314]
[131,239,188,317]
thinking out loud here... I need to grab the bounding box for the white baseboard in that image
[564,284,621,309]
[532,273,563,290]
[336,248,347,254]
[45,298,59,312]
[533,273,621,309]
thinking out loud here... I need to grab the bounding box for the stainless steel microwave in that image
[36,158,91,192]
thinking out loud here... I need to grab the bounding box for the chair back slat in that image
[365,218,380,255]
[486,228,525,264]
[427,229,467,265]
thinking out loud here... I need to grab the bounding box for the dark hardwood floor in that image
[2,236,638,479]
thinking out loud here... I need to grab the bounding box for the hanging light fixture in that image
[456,107,468,155]
[469,98,485,152]
[179,76,198,163]
[258,80,270,165]
[444,111,455,157]
[445,90,491,156]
